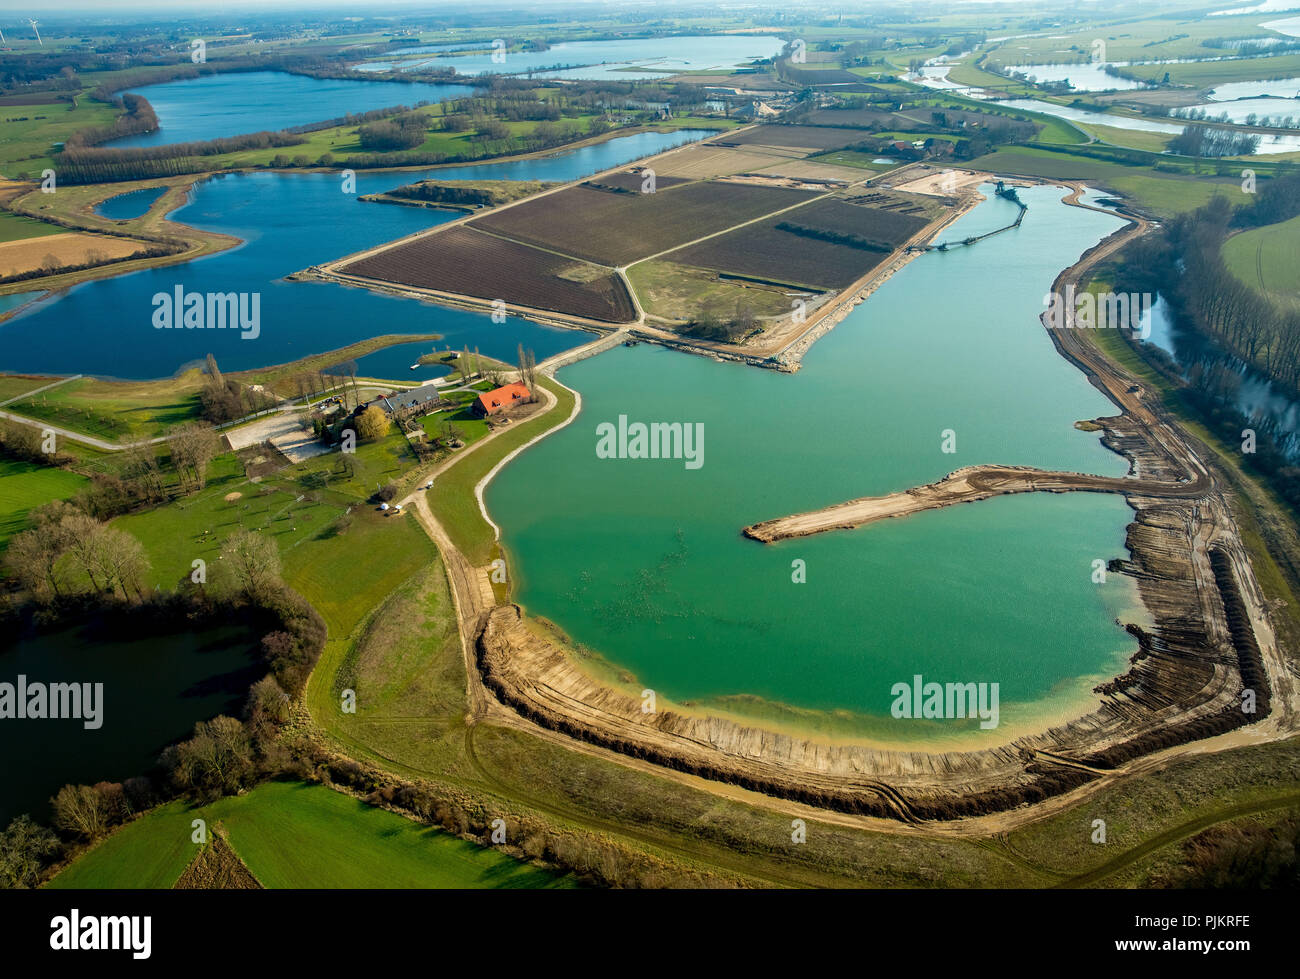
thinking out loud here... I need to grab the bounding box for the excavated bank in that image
[460,199,1286,823]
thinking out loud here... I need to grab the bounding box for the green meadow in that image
[48,780,570,889]
[1223,213,1300,300]
[430,375,576,565]
[0,458,88,546]
[0,209,62,244]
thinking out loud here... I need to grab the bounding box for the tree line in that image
[64,92,159,148]
[1122,189,1300,396]
[1114,186,1300,512]
[1168,126,1260,158]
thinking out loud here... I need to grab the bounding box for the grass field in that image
[945,61,1043,97]
[0,458,88,547]
[271,425,415,501]
[0,374,57,402]
[46,800,195,889]
[0,209,62,244]
[314,562,470,779]
[9,373,205,441]
[0,95,120,177]
[48,781,569,889]
[419,388,493,446]
[281,504,436,640]
[1121,52,1300,89]
[627,259,797,322]
[109,433,434,631]
[986,12,1297,65]
[1223,213,1300,300]
[111,452,343,589]
[1081,123,1174,154]
[430,375,575,565]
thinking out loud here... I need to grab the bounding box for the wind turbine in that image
[28,19,41,46]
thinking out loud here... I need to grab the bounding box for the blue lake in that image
[94,186,167,220]
[0,130,710,379]
[346,339,453,382]
[0,292,41,320]
[111,71,472,148]
[361,34,785,80]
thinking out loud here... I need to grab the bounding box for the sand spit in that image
[743,460,1207,542]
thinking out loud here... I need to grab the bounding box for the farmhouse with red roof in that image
[472,382,530,417]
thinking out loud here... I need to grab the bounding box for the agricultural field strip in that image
[629,194,930,294]
[621,187,845,269]
[339,225,637,323]
[470,183,856,272]
[338,177,889,322]
[467,180,828,266]
[315,126,765,275]
[467,224,611,268]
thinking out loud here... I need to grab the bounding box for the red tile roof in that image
[475,382,530,415]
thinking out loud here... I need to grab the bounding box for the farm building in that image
[366,382,444,416]
[473,382,530,417]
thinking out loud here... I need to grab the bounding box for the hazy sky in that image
[0,0,593,10]
[0,0,553,14]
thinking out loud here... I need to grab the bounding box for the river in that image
[916,66,1300,153]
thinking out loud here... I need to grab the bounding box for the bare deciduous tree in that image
[0,815,60,889]
[4,529,64,602]
[51,784,111,840]
[218,529,282,600]
[168,421,221,494]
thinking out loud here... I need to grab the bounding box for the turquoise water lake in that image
[487,186,1146,743]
